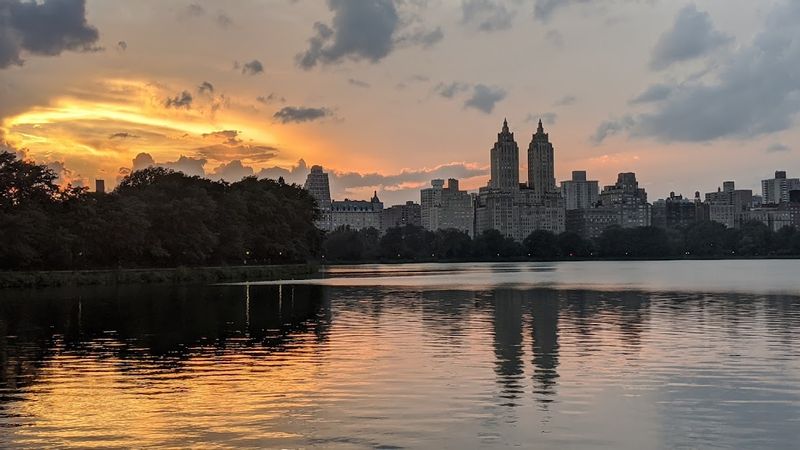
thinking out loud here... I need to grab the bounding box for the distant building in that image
[475,119,565,241]
[303,165,333,230]
[705,181,752,228]
[95,179,106,194]
[762,171,800,204]
[330,192,383,231]
[652,192,699,229]
[421,178,474,236]
[566,172,651,239]
[561,170,599,210]
[741,203,800,232]
[381,201,421,231]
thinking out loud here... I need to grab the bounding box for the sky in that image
[1,0,798,205]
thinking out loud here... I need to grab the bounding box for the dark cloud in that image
[464,84,506,114]
[766,143,790,153]
[599,1,800,144]
[210,160,254,181]
[184,3,205,17]
[534,0,593,23]
[257,159,309,185]
[202,129,241,145]
[526,112,558,125]
[629,84,672,104]
[591,116,635,144]
[194,144,279,164]
[297,0,399,69]
[395,26,443,48]
[0,0,101,69]
[554,95,576,106]
[216,13,233,28]
[131,152,206,177]
[273,106,333,124]
[650,4,732,71]
[117,40,127,51]
[461,0,514,32]
[348,78,370,88]
[109,132,139,139]
[240,59,264,75]
[256,93,285,104]
[198,81,214,94]
[434,81,470,99]
[164,91,193,109]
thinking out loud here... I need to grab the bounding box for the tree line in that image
[0,151,321,270]
[323,221,800,262]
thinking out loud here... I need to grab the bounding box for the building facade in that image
[652,192,700,229]
[561,170,599,210]
[330,192,383,231]
[705,181,752,228]
[421,178,474,236]
[381,201,422,231]
[762,171,800,204]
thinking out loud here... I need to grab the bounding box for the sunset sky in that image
[1,0,798,205]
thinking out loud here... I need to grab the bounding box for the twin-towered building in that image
[475,119,565,240]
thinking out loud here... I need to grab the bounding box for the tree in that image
[523,230,560,259]
[473,229,523,258]
[557,231,593,257]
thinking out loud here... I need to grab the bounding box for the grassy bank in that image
[0,264,319,289]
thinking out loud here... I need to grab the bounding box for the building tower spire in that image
[537,118,544,134]
[502,118,509,133]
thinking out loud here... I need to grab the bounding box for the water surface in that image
[1,261,799,449]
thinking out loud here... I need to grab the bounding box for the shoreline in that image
[0,264,319,289]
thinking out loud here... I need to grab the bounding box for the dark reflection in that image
[492,290,524,405]
[528,290,560,403]
[0,283,328,395]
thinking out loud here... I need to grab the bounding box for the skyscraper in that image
[421,178,474,236]
[303,165,332,230]
[527,119,555,197]
[762,171,800,204]
[489,119,519,191]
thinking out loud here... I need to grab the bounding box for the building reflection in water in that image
[528,290,560,404]
[492,290,524,406]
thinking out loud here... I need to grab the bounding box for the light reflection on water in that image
[1,261,800,449]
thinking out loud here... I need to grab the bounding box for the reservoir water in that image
[1,261,799,449]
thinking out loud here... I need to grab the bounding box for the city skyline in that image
[1,0,799,206]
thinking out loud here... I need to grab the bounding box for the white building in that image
[561,170,599,210]
[421,178,474,236]
[762,171,800,204]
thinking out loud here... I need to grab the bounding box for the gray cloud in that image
[240,59,264,75]
[600,1,800,144]
[257,159,309,185]
[591,116,635,144]
[216,13,233,28]
[273,106,333,124]
[461,0,514,32]
[195,144,278,164]
[629,84,672,104]
[202,129,241,145]
[526,112,557,125]
[297,0,399,69]
[210,160,254,181]
[164,91,193,109]
[395,25,443,48]
[117,40,127,51]
[766,143,790,153]
[534,0,593,23]
[198,81,214,94]
[131,152,207,178]
[348,78,370,88]
[554,95,576,106]
[435,81,470,99]
[256,93,285,104]
[109,132,139,139]
[650,4,732,71]
[544,29,564,47]
[464,84,506,114]
[184,3,205,17]
[0,0,100,69]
